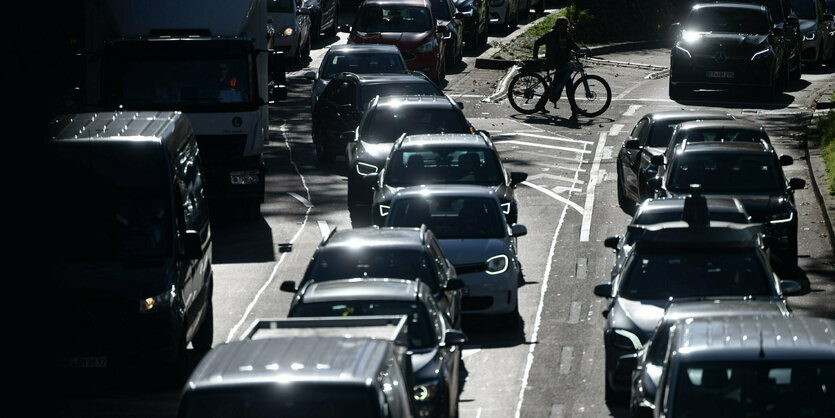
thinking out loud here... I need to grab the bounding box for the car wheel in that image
[435,57,446,82]
[479,21,489,46]
[315,126,335,164]
[311,17,321,43]
[192,298,214,355]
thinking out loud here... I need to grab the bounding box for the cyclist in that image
[532,17,583,113]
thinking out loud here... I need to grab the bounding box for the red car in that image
[342,0,449,81]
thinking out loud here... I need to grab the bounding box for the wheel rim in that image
[571,76,610,116]
[509,75,546,113]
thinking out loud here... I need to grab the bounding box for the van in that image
[47,111,213,383]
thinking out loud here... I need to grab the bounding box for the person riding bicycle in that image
[532,17,583,111]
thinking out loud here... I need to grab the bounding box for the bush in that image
[819,98,835,196]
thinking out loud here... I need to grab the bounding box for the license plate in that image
[65,356,108,368]
[706,71,734,79]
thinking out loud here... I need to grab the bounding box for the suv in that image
[311,72,443,163]
[347,95,475,216]
[652,315,835,417]
[288,278,467,418]
[279,226,466,327]
[649,141,806,268]
[344,0,450,81]
[47,111,213,383]
[366,133,527,226]
[669,3,789,100]
[738,0,805,79]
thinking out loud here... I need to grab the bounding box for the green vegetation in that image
[819,92,835,196]
[490,10,568,61]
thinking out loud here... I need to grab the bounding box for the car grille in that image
[455,263,486,275]
[196,134,248,165]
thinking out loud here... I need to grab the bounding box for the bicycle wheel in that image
[567,74,611,117]
[508,72,547,114]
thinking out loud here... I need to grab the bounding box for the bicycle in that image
[507,53,611,117]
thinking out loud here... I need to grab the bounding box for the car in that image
[302,0,339,43]
[592,208,801,403]
[344,0,450,81]
[429,0,467,67]
[47,111,213,384]
[279,226,466,327]
[622,299,790,417]
[617,110,734,211]
[268,0,312,62]
[366,133,527,226]
[311,72,444,163]
[669,2,789,100]
[347,95,475,215]
[791,0,835,66]
[662,119,773,164]
[648,141,806,269]
[488,0,518,28]
[650,315,835,417]
[384,185,528,322]
[453,0,489,48]
[304,44,410,109]
[288,278,467,418]
[734,0,805,80]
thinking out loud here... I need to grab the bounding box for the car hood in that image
[438,237,507,266]
[610,298,667,338]
[706,193,789,221]
[50,259,175,300]
[678,32,768,54]
[358,141,396,164]
[799,20,817,34]
[350,31,433,48]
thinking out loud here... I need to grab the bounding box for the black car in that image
[738,0,804,79]
[617,110,734,211]
[662,119,773,163]
[453,0,489,48]
[366,133,527,226]
[669,2,789,100]
[429,0,466,66]
[649,141,806,268]
[347,95,475,216]
[288,278,467,418]
[279,226,466,327]
[311,72,443,163]
[593,207,801,403]
[302,0,339,42]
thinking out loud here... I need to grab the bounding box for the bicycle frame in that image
[531,58,593,104]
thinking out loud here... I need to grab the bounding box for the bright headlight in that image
[485,254,508,275]
[766,211,793,224]
[413,382,439,401]
[751,47,772,61]
[356,162,378,176]
[415,39,436,53]
[139,286,176,313]
[379,204,390,217]
[282,26,295,36]
[611,329,643,351]
[501,202,511,215]
[803,32,815,41]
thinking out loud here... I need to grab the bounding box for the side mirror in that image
[624,138,640,149]
[340,130,355,142]
[510,171,528,186]
[780,279,802,295]
[269,83,287,103]
[280,280,297,293]
[363,172,380,187]
[604,235,620,249]
[304,71,317,81]
[511,224,527,237]
[339,24,352,33]
[647,177,663,191]
[445,278,467,291]
[442,329,468,346]
[779,154,793,166]
[457,101,464,110]
[183,230,202,260]
[650,154,665,166]
[617,352,640,373]
[593,283,613,298]
[789,178,806,190]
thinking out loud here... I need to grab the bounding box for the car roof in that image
[398,133,489,149]
[645,110,734,123]
[344,73,435,85]
[692,2,768,12]
[634,197,748,221]
[671,316,835,362]
[321,227,425,251]
[630,222,761,250]
[391,184,502,200]
[661,298,790,324]
[360,0,430,8]
[677,141,772,154]
[326,44,402,54]
[374,95,457,109]
[675,119,765,132]
[185,336,391,389]
[299,278,424,304]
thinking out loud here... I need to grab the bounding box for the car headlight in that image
[413,381,440,401]
[485,254,508,275]
[415,39,436,53]
[501,202,511,215]
[139,286,176,313]
[750,47,772,61]
[803,32,815,41]
[356,161,378,176]
[282,26,295,37]
[611,329,643,351]
[673,45,692,59]
[379,204,390,217]
[766,211,793,224]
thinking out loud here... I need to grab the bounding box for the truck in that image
[177,316,417,417]
[82,0,287,218]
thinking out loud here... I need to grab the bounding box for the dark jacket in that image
[533,29,580,70]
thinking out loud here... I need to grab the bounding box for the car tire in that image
[617,171,633,213]
[192,298,214,355]
[507,4,518,28]
[436,57,446,82]
[301,36,311,58]
[500,302,519,328]
[311,16,321,43]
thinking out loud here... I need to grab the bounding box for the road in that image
[58,14,835,418]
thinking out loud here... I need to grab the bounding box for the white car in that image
[268,0,311,61]
[488,0,518,28]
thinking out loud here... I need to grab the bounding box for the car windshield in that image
[360,83,442,109]
[686,7,771,34]
[361,108,470,143]
[790,0,818,19]
[267,0,295,13]
[180,384,379,418]
[320,52,407,79]
[386,148,504,186]
[290,300,436,349]
[672,362,835,417]
[387,196,505,239]
[46,143,173,261]
[667,153,783,193]
[355,6,433,33]
[309,249,438,291]
[620,250,772,299]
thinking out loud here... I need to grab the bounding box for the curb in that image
[805,97,835,253]
[475,38,670,70]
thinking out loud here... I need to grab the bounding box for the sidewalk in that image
[806,93,835,252]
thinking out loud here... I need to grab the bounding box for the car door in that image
[428,236,460,326]
[319,79,359,144]
[425,294,460,417]
[620,117,649,200]
[446,0,464,59]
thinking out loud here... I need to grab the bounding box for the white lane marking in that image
[492,132,594,145]
[476,407,482,418]
[608,124,624,136]
[579,132,608,242]
[623,104,642,117]
[559,346,574,374]
[317,220,330,238]
[225,123,313,343]
[288,192,313,208]
[514,138,585,418]
[497,140,591,154]
[615,79,650,100]
[575,257,588,281]
[567,302,582,324]
[520,181,585,215]
[506,149,587,165]
[526,173,585,185]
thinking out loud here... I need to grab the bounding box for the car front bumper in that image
[457,268,518,315]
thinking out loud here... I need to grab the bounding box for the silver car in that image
[268,0,312,61]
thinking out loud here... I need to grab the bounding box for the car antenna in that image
[682,184,709,228]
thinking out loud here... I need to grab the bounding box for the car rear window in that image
[387,196,505,239]
[667,153,783,194]
[321,52,407,79]
[355,6,433,33]
[361,108,469,143]
[309,249,439,291]
[360,82,442,109]
[386,147,504,187]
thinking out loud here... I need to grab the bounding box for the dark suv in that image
[670,2,789,100]
[347,95,475,216]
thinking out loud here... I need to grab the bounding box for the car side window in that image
[631,118,649,144]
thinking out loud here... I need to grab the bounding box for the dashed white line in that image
[497,139,591,154]
[559,346,574,374]
[608,124,624,136]
[567,302,582,324]
[623,104,642,116]
[493,131,594,145]
[579,132,608,242]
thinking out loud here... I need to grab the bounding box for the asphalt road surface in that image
[58,15,835,418]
